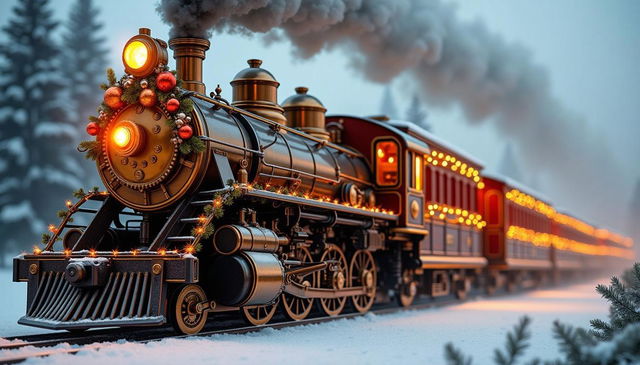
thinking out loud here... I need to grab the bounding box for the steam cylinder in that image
[209,251,284,306]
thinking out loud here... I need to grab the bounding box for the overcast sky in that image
[1,0,638,234]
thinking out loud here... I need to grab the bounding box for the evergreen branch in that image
[552,321,585,363]
[589,318,613,341]
[444,343,472,365]
[77,141,100,160]
[494,316,531,365]
[106,68,116,85]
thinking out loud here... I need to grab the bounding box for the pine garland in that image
[188,183,244,252]
[36,187,104,249]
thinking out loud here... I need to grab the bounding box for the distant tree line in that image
[0,0,106,265]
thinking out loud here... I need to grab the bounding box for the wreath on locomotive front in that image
[78,29,207,211]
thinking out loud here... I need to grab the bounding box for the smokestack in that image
[168,37,210,94]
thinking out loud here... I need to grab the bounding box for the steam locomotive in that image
[12,28,634,335]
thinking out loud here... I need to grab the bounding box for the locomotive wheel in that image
[241,300,279,326]
[317,244,348,316]
[169,284,208,335]
[397,269,417,307]
[506,272,519,293]
[454,275,470,300]
[282,246,317,321]
[486,271,499,295]
[349,250,377,313]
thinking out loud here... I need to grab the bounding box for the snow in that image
[0,137,27,165]
[0,201,35,222]
[34,122,76,139]
[0,269,611,365]
[28,166,83,191]
[389,119,485,168]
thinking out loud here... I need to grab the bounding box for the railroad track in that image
[0,290,498,364]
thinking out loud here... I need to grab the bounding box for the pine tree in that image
[380,85,399,119]
[62,0,107,186]
[498,143,524,183]
[0,0,82,262]
[405,92,432,132]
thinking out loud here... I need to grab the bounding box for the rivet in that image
[134,169,145,181]
[153,125,161,134]
[29,264,38,275]
[152,263,162,275]
[154,145,162,153]
[151,155,158,164]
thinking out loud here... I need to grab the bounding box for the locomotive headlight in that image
[122,28,168,77]
[111,120,145,156]
[113,125,131,148]
[123,41,148,70]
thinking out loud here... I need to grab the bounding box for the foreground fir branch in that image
[445,317,532,365]
[590,263,640,341]
[443,263,640,365]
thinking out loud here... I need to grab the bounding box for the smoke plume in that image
[158,0,629,231]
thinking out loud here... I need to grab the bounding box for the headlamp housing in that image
[122,28,168,78]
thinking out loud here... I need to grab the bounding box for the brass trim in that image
[391,227,429,235]
[420,255,488,269]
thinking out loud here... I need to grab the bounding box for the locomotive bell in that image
[230,59,287,124]
[282,87,329,140]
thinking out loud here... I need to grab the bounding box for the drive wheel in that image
[318,244,348,316]
[397,269,417,307]
[486,271,499,295]
[282,246,316,321]
[170,284,208,335]
[241,300,279,326]
[454,275,470,300]
[349,250,377,313]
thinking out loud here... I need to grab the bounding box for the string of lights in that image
[505,189,633,247]
[426,150,485,189]
[426,203,486,229]
[506,225,632,258]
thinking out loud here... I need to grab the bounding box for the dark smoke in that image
[158,0,629,231]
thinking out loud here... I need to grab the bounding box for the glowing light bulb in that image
[113,126,131,148]
[123,41,148,70]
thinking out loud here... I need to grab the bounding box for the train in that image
[12,28,634,335]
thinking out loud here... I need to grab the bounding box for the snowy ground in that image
[0,269,610,364]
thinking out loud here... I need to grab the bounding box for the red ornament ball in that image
[103,87,124,109]
[156,72,177,92]
[178,125,193,140]
[166,98,180,113]
[86,122,99,136]
[139,89,156,107]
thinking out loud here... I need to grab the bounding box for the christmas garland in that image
[38,187,107,252]
[79,67,205,160]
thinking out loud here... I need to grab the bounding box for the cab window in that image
[375,140,399,186]
[410,152,423,191]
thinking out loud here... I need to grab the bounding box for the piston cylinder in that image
[213,225,288,255]
[210,251,284,306]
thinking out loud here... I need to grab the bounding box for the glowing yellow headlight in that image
[121,28,168,78]
[111,120,146,156]
[113,126,131,148]
[123,41,148,70]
